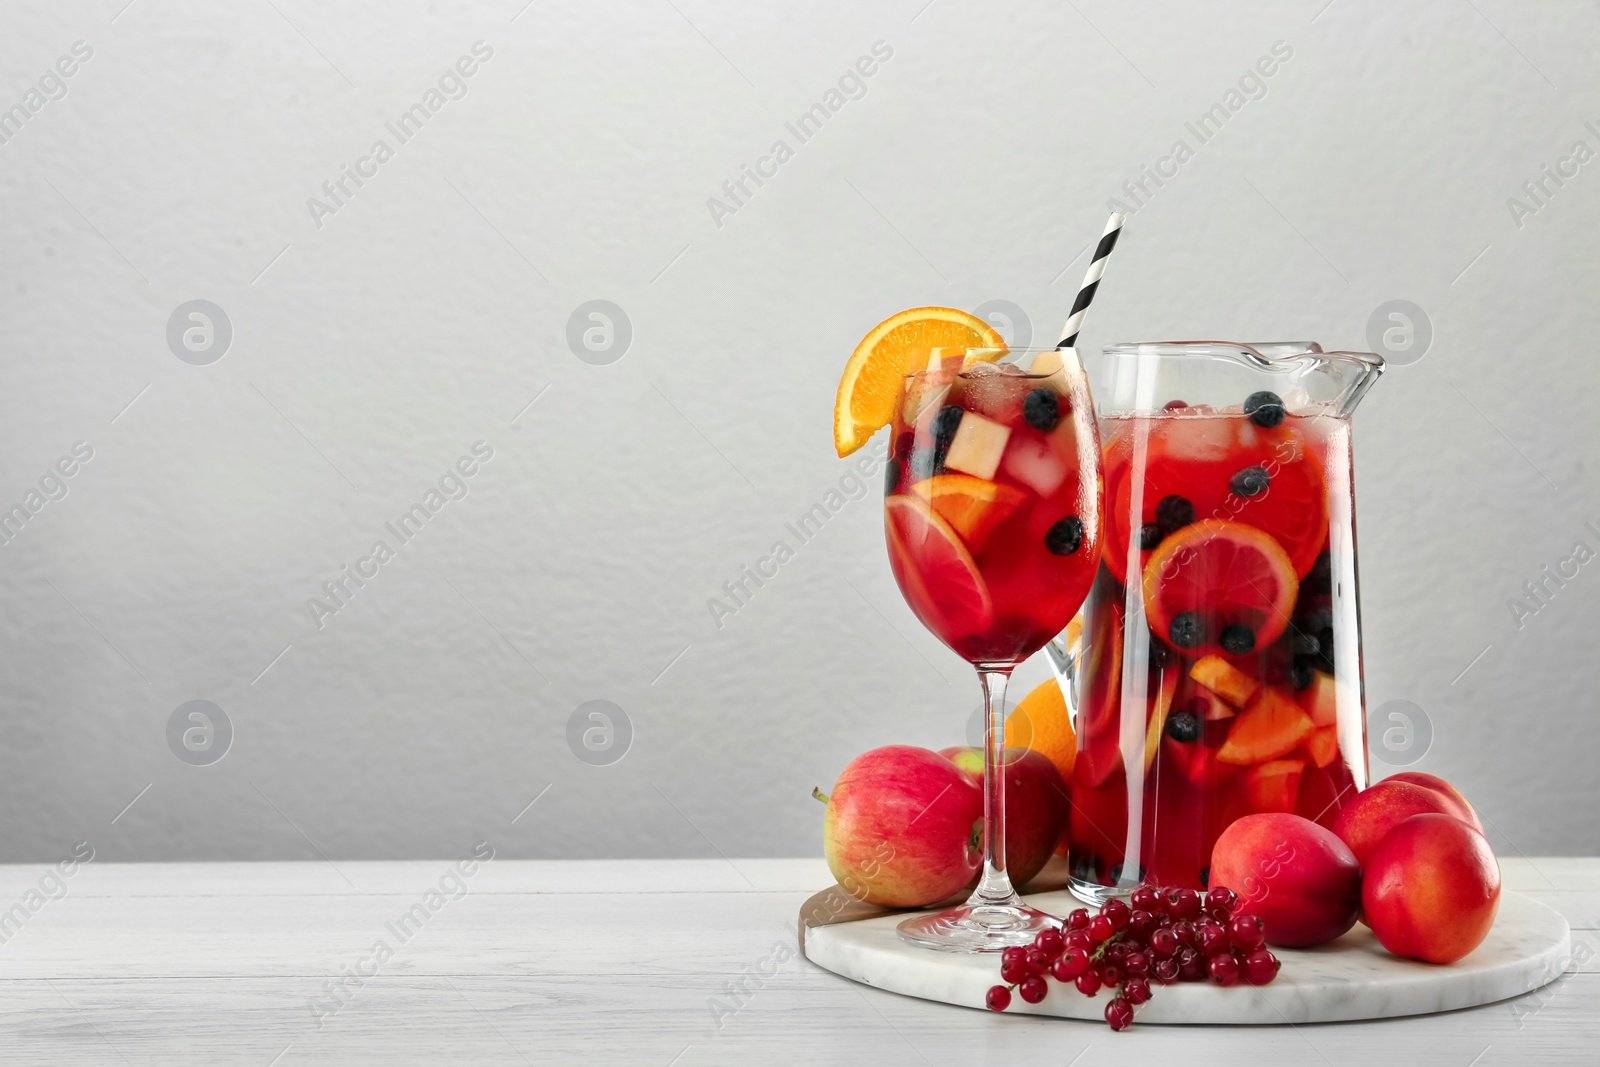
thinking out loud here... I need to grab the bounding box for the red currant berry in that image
[1127,909,1155,939]
[1124,950,1150,977]
[1019,975,1049,1004]
[1088,915,1115,942]
[1196,921,1229,956]
[1207,886,1238,916]
[1035,928,1064,957]
[1000,956,1030,984]
[1101,899,1131,930]
[1243,948,1281,985]
[986,984,1012,1011]
[1064,929,1092,953]
[1172,920,1197,946]
[1177,948,1206,982]
[1025,947,1051,973]
[1052,950,1090,981]
[1075,970,1102,997]
[1100,963,1123,987]
[1170,888,1202,920]
[1123,976,1152,1005]
[1229,913,1266,951]
[1105,941,1129,963]
[1207,953,1241,987]
[1130,885,1161,912]
[1001,946,1028,969]
[1153,957,1180,984]
[1067,908,1090,930]
[1149,928,1178,958]
[1105,996,1134,1031]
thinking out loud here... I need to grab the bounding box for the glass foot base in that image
[1068,876,1134,908]
[896,902,1060,953]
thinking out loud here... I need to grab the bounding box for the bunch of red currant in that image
[985,885,1281,1030]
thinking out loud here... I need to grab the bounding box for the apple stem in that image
[811,787,829,804]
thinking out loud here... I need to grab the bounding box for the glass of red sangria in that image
[884,346,1103,950]
[1065,342,1384,905]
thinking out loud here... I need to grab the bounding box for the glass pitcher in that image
[1057,341,1384,904]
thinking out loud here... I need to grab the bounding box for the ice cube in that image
[1001,430,1066,496]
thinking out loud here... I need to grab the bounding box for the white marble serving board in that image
[804,889,1570,1024]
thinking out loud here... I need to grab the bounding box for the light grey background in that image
[1,0,1595,863]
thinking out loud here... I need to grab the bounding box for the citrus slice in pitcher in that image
[834,307,1006,457]
[907,474,1025,553]
[1141,519,1298,659]
[1101,414,1328,581]
[885,495,994,643]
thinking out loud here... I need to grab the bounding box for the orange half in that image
[1142,519,1298,659]
[834,307,1006,457]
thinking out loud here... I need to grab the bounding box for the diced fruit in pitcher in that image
[1190,685,1236,721]
[1190,655,1259,708]
[1298,669,1339,727]
[1142,520,1298,659]
[1101,411,1329,581]
[1303,725,1339,769]
[885,496,994,640]
[943,412,1012,480]
[1246,759,1306,813]
[907,474,1025,553]
[1218,687,1314,765]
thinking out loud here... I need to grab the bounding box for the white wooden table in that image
[0,857,1593,1064]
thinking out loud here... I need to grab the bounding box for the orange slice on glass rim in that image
[1142,519,1298,659]
[834,307,1006,457]
[907,474,1025,553]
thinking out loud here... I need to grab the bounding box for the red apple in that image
[821,746,982,907]
[1382,772,1483,832]
[939,746,1070,886]
[1333,780,1458,868]
[1209,813,1361,948]
[1364,813,1501,963]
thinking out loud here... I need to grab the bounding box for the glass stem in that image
[969,665,1021,909]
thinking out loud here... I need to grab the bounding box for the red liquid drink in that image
[1067,342,1383,903]
[884,353,1101,665]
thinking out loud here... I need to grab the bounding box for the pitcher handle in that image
[1044,630,1079,730]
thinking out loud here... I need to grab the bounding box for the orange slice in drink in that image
[1142,519,1297,659]
[885,495,994,642]
[907,474,1025,553]
[834,307,1006,457]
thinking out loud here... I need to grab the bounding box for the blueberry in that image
[1290,658,1314,691]
[1291,632,1321,657]
[1023,388,1061,432]
[1316,627,1336,668]
[933,404,964,444]
[1220,624,1256,655]
[1046,516,1085,555]
[1198,865,1210,889]
[1243,390,1285,428]
[884,459,902,495]
[1148,642,1169,668]
[1110,862,1146,887]
[1166,709,1202,743]
[1155,494,1196,534]
[1169,612,1204,649]
[1304,550,1332,593]
[1229,465,1271,499]
[1138,523,1165,550]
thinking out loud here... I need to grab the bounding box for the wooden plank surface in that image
[0,858,1592,1064]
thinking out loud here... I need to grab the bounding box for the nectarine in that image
[1363,813,1501,963]
[1383,771,1483,833]
[1209,813,1361,948]
[1333,780,1456,868]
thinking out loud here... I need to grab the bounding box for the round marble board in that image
[803,889,1570,1024]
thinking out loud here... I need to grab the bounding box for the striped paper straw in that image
[1057,212,1126,349]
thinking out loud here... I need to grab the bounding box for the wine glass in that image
[884,346,1103,951]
